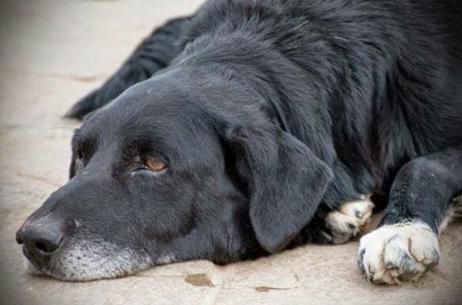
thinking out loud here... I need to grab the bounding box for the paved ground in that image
[0,1,461,305]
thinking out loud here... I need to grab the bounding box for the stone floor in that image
[0,1,461,304]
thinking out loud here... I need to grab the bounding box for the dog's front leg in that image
[357,145,462,284]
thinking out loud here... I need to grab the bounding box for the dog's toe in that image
[357,221,439,285]
[325,196,374,244]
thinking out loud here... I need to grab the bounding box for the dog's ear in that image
[224,124,333,253]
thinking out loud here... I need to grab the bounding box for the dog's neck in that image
[176,32,334,156]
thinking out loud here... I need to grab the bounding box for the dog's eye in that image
[144,157,167,172]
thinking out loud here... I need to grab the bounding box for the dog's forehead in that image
[75,98,217,160]
[82,88,198,130]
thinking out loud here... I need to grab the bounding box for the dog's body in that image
[17,0,462,284]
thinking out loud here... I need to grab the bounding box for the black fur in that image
[17,0,462,280]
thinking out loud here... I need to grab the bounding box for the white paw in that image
[357,221,440,284]
[325,196,374,244]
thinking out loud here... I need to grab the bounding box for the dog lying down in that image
[17,0,462,284]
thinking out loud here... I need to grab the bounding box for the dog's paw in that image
[357,221,440,285]
[324,196,374,244]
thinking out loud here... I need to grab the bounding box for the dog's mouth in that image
[21,235,154,281]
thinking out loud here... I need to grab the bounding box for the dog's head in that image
[16,68,333,280]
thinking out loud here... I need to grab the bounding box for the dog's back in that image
[189,0,462,163]
[398,0,462,152]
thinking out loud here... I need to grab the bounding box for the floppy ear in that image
[225,124,333,253]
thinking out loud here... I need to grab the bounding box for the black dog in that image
[17,0,462,284]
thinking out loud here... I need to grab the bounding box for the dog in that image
[16,0,462,284]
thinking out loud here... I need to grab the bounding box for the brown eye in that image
[144,157,167,172]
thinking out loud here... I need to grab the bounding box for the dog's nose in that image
[16,215,70,264]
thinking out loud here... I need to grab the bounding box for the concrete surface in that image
[0,1,461,305]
